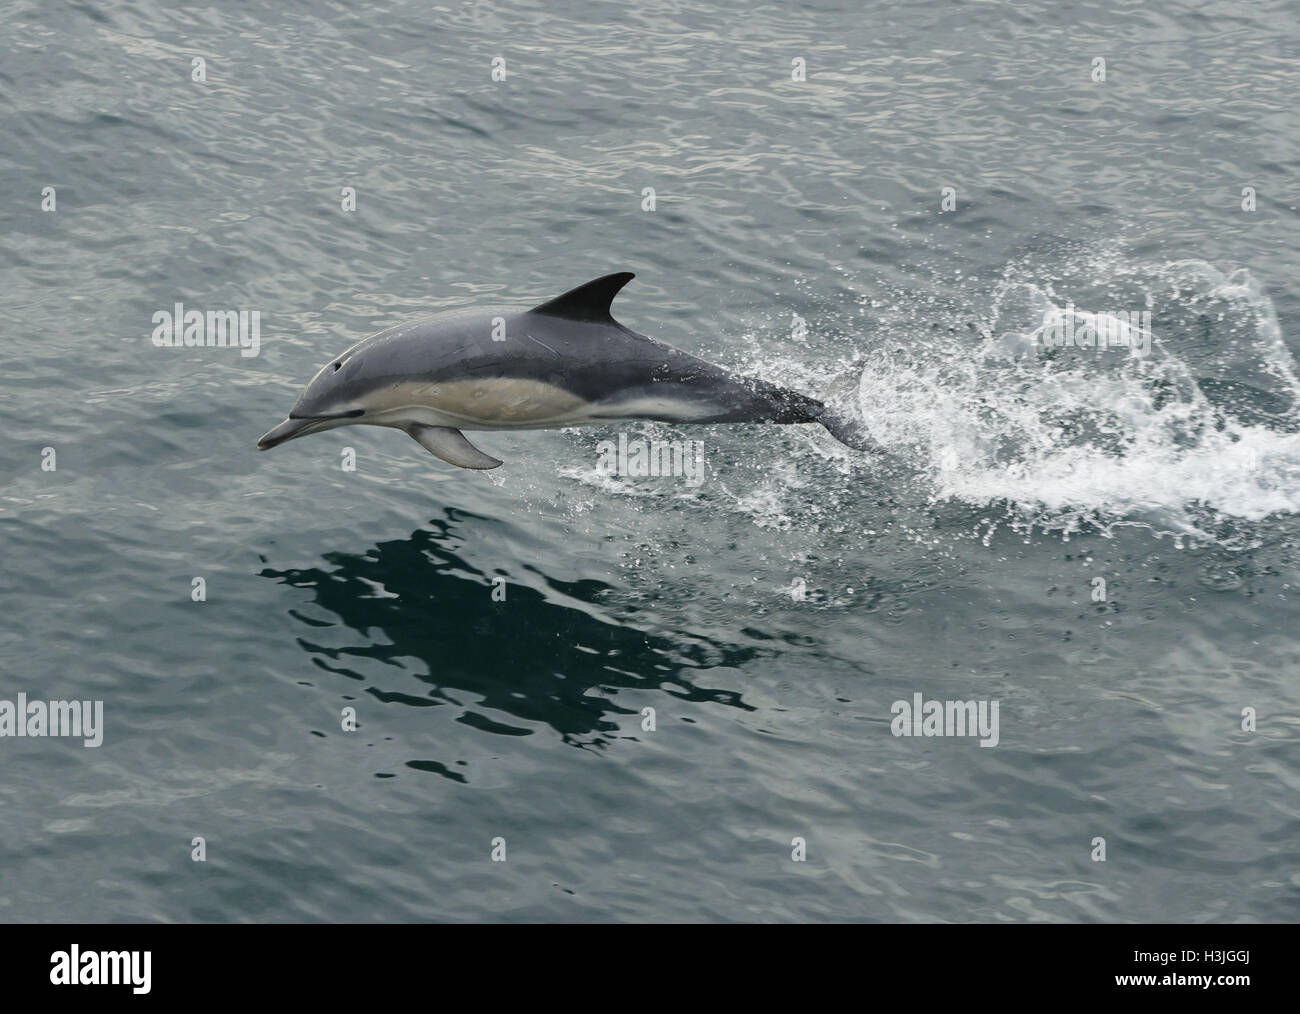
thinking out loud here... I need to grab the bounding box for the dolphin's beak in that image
[257,416,318,450]
[258,410,365,450]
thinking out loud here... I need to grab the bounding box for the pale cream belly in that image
[357,377,717,431]
[360,377,599,430]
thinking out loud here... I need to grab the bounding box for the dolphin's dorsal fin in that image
[529,272,635,323]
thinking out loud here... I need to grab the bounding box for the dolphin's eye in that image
[333,361,342,372]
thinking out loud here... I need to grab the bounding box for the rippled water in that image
[2,0,1299,922]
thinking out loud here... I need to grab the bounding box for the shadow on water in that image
[259,508,760,764]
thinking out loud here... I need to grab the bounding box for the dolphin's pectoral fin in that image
[405,425,503,470]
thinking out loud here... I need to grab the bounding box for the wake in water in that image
[554,245,1300,545]
[853,248,1300,544]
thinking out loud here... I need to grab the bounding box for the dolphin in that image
[257,272,879,469]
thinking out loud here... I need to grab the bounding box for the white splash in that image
[856,257,1300,540]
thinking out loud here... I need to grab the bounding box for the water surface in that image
[2,0,1298,921]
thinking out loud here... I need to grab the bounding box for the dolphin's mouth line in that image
[258,410,365,451]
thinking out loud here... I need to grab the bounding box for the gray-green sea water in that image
[2,0,1299,921]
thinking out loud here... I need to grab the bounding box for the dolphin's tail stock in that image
[815,401,883,453]
[744,371,883,454]
[812,363,884,454]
